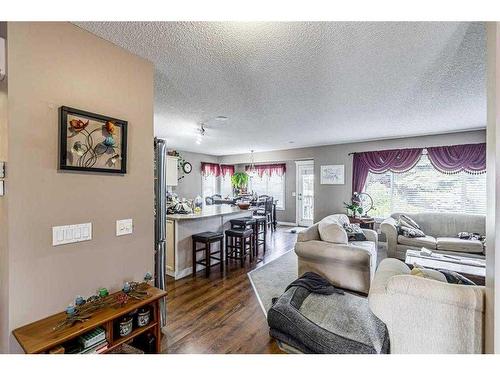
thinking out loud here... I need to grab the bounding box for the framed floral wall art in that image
[59,106,127,174]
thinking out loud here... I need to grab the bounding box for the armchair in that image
[295,214,379,294]
[368,258,485,353]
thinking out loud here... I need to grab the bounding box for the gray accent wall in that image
[220,130,486,223]
[169,150,220,200]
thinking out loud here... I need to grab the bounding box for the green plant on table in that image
[231,172,250,193]
[343,201,364,217]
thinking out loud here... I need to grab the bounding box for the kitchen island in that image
[166,205,255,279]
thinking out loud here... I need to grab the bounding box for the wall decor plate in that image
[59,106,127,174]
[320,165,345,185]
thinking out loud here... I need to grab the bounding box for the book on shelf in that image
[78,327,106,349]
[79,340,108,354]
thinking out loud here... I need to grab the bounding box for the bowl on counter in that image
[237,202,251,210]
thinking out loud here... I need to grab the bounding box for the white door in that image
[296,161,314,227]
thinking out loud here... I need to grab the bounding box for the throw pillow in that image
[318,221,348,244]
[398,214,421,230]
[437,269,477,285]
[399,225,426,238]
[458,232,486,243]
[343,223,367,241]
[397,214,425,238]
[410,266,448,283]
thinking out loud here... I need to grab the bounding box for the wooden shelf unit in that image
[12,285,167,354]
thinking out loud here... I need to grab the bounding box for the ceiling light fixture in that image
[194,116,227,145]
[195,123,205,145]
[247,150,256,175]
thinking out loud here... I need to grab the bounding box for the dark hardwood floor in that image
[161,226,298,354]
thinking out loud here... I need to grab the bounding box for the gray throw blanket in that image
[285,272,345,295]
[268,273,390,354]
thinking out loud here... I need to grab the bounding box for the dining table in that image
[213,197,278,231]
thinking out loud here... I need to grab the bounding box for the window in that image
[249,173,285,210]
[201,174,218,199]
[201,174,233,199]
[220,175,233,198]
[364,154,486,219]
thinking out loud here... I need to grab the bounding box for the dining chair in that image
[254,196,273,231]
[264,197,274,231]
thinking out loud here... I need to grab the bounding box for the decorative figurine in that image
[123,282,131,293]
[65,304,76,316]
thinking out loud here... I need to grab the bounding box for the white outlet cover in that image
[116,219,133,236]
[52,223,92,246]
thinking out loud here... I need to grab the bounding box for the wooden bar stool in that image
[230,217,256,230]
[230,217,257,253]
[225,228,254,267]
[253,215,267,260]
[192,231,224,277]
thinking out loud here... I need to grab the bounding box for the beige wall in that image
[0,21,9,353]
[220,130,486,223]
[2,22,154,353]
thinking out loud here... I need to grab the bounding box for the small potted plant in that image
[344,201,364,218]
[231,172,249,195]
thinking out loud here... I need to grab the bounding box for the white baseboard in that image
[277,221,297,226]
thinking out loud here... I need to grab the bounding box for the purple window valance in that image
[352,143,486,193]
[352,148,423,193]
[220,164,235,177]
[427,143,486,175]
[201,162,221,177]
[246,163,286,178]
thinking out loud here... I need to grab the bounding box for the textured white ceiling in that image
[75,22,486,155]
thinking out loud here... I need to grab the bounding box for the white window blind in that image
[201,175,218,199]
[249,173,285,210]
[364,154,486,219]
[220,175,233,198]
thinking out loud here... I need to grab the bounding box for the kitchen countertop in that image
[167,204,256,221]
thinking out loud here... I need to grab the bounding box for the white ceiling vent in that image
[0,37,5,81]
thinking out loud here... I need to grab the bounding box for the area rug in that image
[248,250,298,315]
[248,243,388,316]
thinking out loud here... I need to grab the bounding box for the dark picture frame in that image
[59,106,128,174]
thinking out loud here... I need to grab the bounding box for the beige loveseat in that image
[380,212,486,260]
[368,258,485,353]
[294,214,378,294]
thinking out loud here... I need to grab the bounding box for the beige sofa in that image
[294,214,378,294]
[380,212,486,260]
[368,258,485,353]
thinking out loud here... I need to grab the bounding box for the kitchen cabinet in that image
[166,156,178,186]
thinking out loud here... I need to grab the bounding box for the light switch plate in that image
[116,219,133,236]
[0,181,3,196]
[53,223,92,246]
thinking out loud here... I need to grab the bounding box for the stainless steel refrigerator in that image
[154,137,167,327]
